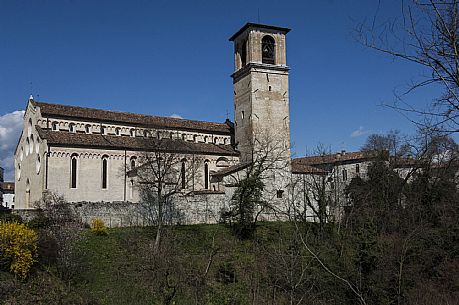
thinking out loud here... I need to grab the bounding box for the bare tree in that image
[222,130,291,238]
[357,0,459,133]
[289,147,333,235]
[361,130,412,159]
[133,135,202,251]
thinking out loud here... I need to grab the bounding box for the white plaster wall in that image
[47,147,129,203]
[14,101,46,209]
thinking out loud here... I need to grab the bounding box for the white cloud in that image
[350,126,370,138]
[170,113,183,119]
[0,110,24,181]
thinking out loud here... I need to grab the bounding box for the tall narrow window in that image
[342,169,348,181]
[356,164,360,174]
[181,160,186,189]
[25,179,30,208]
[130,157,136,170]
[115,127,121,136]
[71,154,78,188]
[85,124,91,133]
[241,40,247,66]
[52,122,58,131]
[130,180,134,199]
[204,162,209,189]
[262,36,275,64]
[102,156,108,189]
[69,123,76,133]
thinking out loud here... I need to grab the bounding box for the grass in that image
[0,222,347,305]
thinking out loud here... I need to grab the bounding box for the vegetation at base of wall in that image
[0,219,457,304]
[0,211,23,224]
[0,159,457,304]
[90,218,108,236]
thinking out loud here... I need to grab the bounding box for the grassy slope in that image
[0,223,367,305]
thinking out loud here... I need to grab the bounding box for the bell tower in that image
[230,23,291,163]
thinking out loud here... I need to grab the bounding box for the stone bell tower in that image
[230,23,291,164]
[230,23,292,207]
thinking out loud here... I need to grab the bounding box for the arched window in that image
[130,129,135,137]
[28,119,33,137]
[69,123,76,133]
[102,155,108,189]
[129,179,134,199]
[29,134,34,155]
[36,154,41,174]
[36,138,40,153]
[115,127,121,136]
[181,159,186,189]
[216,157,229,167]
[262,35,275,64]
[52,121,58,131]
[25,138,30,156]
[130,157,136,170]
[101,125,106,135]
[204,161,209,189]
[25,179,30,208]
[144,130,150,138]
[70,154,78,188]
[85,124,91,134]
[241,40,247,66]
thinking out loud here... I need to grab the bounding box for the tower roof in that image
[229,22,291,41]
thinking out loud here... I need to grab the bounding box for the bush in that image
[90,218,108,236]
[28,214,51,229]
[0,212,23,223]
[0,221,38,279]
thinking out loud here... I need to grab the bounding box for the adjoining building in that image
[1,182,15,209]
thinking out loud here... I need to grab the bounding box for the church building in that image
[14,23,374,224]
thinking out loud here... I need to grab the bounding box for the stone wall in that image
[13,192,228,228]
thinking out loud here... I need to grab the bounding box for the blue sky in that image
[0,0,444,179]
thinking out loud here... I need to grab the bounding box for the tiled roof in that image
[293,151,380,167]
[291,162,328,175]
[36,127,239,156]
[212,161,252,177]
[33,101,232,135]
[1,182,14,191]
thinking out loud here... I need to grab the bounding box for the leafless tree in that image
[361,130,412,159]
[222,130,291,237]
[289,146,334,234]
[357,0,459,133]
[133,135,202,251]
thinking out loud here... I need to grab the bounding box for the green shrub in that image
[28,215,50,229]
[0,212,23,223]
[0,221,38,279]
[90,218,108,236]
